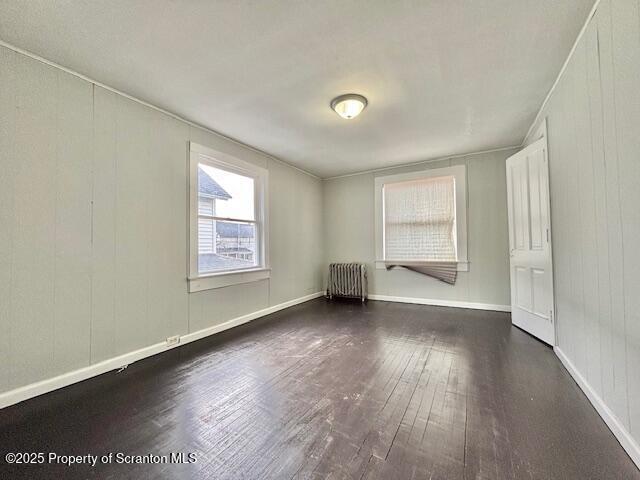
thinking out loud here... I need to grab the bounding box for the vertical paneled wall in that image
[91,88,191,362]
[527,0,640,449]
[0,46,324,395]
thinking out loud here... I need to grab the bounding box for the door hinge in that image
[546,228,550,243]
[549,310,554,323]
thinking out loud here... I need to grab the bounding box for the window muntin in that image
[196,163,259,274]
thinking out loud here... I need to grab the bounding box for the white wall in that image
[323,149,515,308]
[0,45,324,396]
[525,0,640,462]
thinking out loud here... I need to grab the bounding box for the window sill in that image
[188,268,271,292]
[375,260,469,272]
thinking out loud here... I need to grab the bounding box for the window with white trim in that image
[374,165,468,270]
[189,142,269,292]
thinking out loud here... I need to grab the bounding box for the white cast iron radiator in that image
[327,263,368,302]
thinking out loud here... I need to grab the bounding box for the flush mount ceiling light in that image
[330,93,368,119]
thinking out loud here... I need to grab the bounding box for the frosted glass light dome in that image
[330,94,368,119]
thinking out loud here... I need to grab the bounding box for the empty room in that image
[0,0,639,478]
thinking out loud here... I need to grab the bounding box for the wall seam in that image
[323,146,519,181]
[0,40,320,181]
[51,67,60,376]
[89,83,95,365]
[608,0,630,427]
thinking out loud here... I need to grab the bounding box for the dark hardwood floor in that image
[1,298,638,479]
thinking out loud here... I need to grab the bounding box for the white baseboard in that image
[181,291,323,343]
[555,347,640,469]
[368,294,511,312]
[0,291,324,410]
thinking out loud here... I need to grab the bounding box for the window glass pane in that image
[384,175,457,261]
[198,220,258,273]
[198,163,255,221]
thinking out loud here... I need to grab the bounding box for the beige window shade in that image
[383,175,457,262]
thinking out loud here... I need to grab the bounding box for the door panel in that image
[515,266,532,311]
[531,268,548,317]
[511,160,529,251]
[529,152,545,251]
[506,138,555,345]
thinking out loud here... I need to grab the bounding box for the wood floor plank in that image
[0,298,638,479]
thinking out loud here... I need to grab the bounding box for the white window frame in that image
[374,164,468,272]
[188,142,269,292]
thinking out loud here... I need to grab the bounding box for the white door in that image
[506,138,555,345]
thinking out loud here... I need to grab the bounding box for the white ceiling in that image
[0,0,593,177]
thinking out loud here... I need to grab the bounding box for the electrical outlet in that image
[166,335,180,346]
